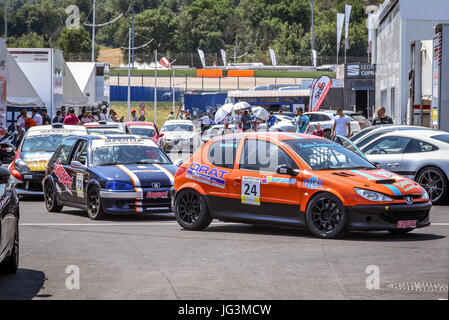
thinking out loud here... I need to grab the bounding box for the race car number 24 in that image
[241,176,260,206]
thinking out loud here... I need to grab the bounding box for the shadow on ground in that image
[0,269,46,300]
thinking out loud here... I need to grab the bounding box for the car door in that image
[362,136,410,172]
[0,176,10,257]
[399,138,439,178]
[227,138,302,221]
[67,139,89,204]
[49,138,77,202]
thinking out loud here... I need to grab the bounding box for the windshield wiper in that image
[97,162,122,166]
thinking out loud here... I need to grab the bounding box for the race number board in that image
[241,176,261,206]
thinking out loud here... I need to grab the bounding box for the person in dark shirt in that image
[241,110,252,132]
[52,110,62,123]
[372,106,393,125]
[41,107,51,125]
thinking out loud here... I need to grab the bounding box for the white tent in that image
[63,61,86,107]
[66,62,96,104]
[6,50,44,108]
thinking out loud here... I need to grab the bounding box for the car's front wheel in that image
[0,220,19,274]
[416,166,448,205]
[44,181,63,212]
[174,189,212,230]
[306,193,347,239]
[87,187,105,220]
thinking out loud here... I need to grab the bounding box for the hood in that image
[92,164,177,188]
[20,151,54,172]
[314,168,423,196]
[164,131,197,140]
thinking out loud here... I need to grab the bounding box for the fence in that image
[110,86,181,102]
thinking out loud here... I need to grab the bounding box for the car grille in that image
[380,210,429,224]
[125,198,172,212]
[390,195,421,200]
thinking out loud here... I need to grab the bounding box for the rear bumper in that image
[14,172,46,195]
[347,201,432,231]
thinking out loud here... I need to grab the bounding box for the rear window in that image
[432,134,449,144]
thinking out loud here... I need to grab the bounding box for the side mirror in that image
[277,164,297,176]
[71,161,86,169]
[158,133,164,138]
[373,162,382,169]
[174,159,183,167]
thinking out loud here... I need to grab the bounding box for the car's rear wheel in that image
[306,193,347,239]
[87,187,105,220]
[44,181,63,212]
[0,221,19,274]
[174,189,212,230]
[416,166,448,205]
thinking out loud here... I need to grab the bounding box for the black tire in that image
[87,186,105,220]
[306,193,348,239]
[416,166,448,205]
[0,221,19,274]
[44,181,63,213]
[174,189,212,231]
[389,228,414,235]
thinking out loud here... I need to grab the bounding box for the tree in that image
[8,32,45,48]
[57,27,99,60]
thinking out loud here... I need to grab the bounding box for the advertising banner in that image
[269,48,277,66]
[220,49,227,67]
[337,13,345,56]
[345,4,352,50]
[197,49,206,68]
[309,75,333,112]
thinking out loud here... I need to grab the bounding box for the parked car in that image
[344,111,372,130]
[8,124,88,196]
[202,124,238,143]
[361,130,449,204]
[160,120,202,152]
[42,135,176,219]
[84,121,130,135]
[125,122,165,149]
[0,167,20,274]
[351,125,434,149]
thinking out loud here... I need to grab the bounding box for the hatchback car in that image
[160,120,201,152]
[361,130,449,204]
[84,121,130,135]
[172,133,431,239]
[125,122,165,149]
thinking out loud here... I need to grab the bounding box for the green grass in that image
[110,101,181,129]
[110,69,336,79]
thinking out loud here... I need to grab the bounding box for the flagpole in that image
[154,49,157,124]
[127,28,131,121]
[91,0,95,62]
[172,68,176,114]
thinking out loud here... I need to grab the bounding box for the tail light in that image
[175,166,187,177]
[359,122,364,126]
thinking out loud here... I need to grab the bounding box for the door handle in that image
[234,177,242,185]
[387,163,399,167]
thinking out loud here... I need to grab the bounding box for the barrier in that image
[196,69,223,78]
[110,85,181,102]
[227,70,255,77]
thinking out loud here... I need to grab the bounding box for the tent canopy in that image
[63,61,86,107]
[66,62,95,93]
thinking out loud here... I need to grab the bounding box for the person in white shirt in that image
[331,107,351,138]
[32,107,43,126]
[200,113,211,134]
[16,109,27,133]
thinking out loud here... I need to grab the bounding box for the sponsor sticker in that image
[54,159,73,194]
[146,191,169,199]
[261,176,296,185]
[186,163,228,189]
[76,173,84,198]
[304,177,324,190]
[241,176,261,206]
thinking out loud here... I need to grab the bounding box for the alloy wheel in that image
[177,191,201,225]
[310,198,342,233]
[418,169,444,202]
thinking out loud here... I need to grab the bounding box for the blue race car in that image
[42,135,176,220]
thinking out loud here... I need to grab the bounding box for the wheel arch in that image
[414,164,449,182]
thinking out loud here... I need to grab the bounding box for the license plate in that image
[397,220,417,229]
[23,175,33,180]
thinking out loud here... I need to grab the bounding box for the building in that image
[372,0,449,123]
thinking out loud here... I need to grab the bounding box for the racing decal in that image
[393,179,420,192]
[116,165,141,187]
[185,163,229,189]
[241,176,261,206]
[147,191,169,199]
[92,138,154,149]
[384,184,402,196]
[76,173,84,198]
[371,170,402,180]
[304,177,324,190]
[27,161,49,172]
[261,176,296,185]
[154,164,175,185]
[27,129,86,137]
[54,159,73,194]
[135,201,143,213]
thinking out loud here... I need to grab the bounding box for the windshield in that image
[349,126,377,141]
[129,127,156,137]
[92,145,171,166]
[88,128,124,135]
[21,135,67,152]
[161,124,194,132]
[284,139,375,171]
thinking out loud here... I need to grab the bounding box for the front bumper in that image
[14,172,45,195]
[347,201,432,231]
[99,188,172,214]
[164,140,194,151]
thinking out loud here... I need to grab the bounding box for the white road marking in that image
[431,223,449,226]
[19,222,234,227]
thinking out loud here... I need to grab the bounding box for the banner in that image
[309,75,333,112]
[269,48,277,66]
[0,38,7,129]
[197,49,206,68]
[312,50,317,67]
[337,13,345,56]
[345,4,352,50]
[160,57,171,69]
[220,49,227,67]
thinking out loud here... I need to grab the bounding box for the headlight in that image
[421,188,429,200]
[105,181,134,191]
[354,188,392,202]
[15,159,30,173]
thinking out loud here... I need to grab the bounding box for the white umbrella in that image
[214,103,234,124]
[233,101,251,111]
[251,106,270,121]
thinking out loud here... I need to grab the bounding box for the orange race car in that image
[171,132,432,238]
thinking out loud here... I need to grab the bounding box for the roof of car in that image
[377,129,446,138]
[125,122,156,127]
[84,121,124,127]
[68,134,155,142]
[209,132,324,142]
[163,120,194,125]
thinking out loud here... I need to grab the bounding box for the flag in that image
[337,13,345,56]
[312,50,317,67]
[269,48,277,66]
[310,76,333,112]
[220,49,227,67]
[345,4,352,50]
[197,49,206,68]
[367,14,376,54]
[160,57,171,69]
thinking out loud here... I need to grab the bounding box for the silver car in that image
[361,130,449,204]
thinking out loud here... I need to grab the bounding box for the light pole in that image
[91,0,95,62]
[4,0,7,39]
[310,0,314,66]
[127,28,131,121]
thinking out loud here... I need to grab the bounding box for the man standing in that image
[130,110,138,121]
[41,107,51,125]
[199,112,211,134]
[294,107,310,134]
[167,111,175,121]
[372,106,394,125]
[31,107,43,126]
[63,107,80,125]
[267,112,277,129]
[241,110,252,132]
[331,108,351,138]
[16,109,27,133]
[100,106,108,121]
